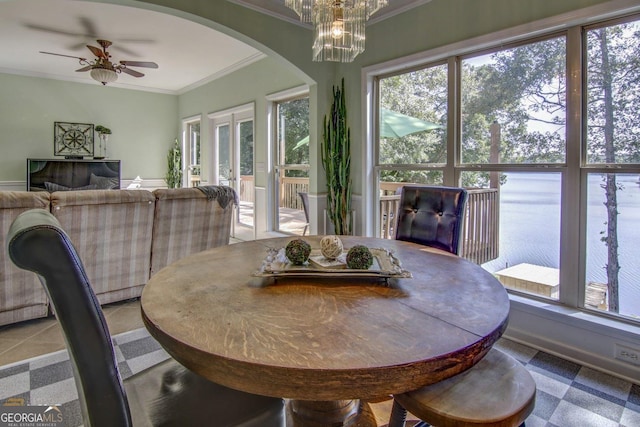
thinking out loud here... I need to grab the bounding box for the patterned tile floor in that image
[493,339,640,427]
[0,327,639,427]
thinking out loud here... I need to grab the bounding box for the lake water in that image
[481,172,640,318]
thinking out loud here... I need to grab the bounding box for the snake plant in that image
[322,78,352,235]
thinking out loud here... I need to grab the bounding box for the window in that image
[375,63,447,237]
[370,12,640,323]
[584,17,640,319]
[460,37,566,166]
[458,37,567,301]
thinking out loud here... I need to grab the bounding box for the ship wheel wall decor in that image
[54,122,94,158]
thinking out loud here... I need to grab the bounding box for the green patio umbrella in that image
[379,108,443,138]
[294,108,442,149]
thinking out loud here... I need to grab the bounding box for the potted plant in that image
[94,125,111,159]
[321,78,352,235]
[166,138,182,189]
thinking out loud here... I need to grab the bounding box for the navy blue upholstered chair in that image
[7,209,285,427]
[395,185,468,255]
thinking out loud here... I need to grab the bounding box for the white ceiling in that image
[0,0,425,94]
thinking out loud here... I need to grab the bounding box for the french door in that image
[209,104,254,238]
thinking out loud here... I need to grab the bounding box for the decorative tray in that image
[253,247,412,279]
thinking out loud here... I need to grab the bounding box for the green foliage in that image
[322,78,352,235]
[239,121,254,176]
[166,139,182,189]
[95,125,111,135]
[281,97,310,178]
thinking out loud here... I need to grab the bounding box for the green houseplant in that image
[322,78,352,235]
[166,139,182,189]
[94,125,112,159]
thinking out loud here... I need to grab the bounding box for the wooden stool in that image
[388,348,536,427]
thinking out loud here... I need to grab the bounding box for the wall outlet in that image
[614,343,640,366]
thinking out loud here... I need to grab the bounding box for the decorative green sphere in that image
[346,245,374,270]
[285,239,312,265]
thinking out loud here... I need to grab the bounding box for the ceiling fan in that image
[40,39,158,85]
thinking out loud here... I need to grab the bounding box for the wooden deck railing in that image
[238,176,308,209]
[462,188,500,265]
[239,176,254,203]
[279,177,309,210]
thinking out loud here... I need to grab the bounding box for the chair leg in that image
[302,224,308,236]
[388,400,407,427]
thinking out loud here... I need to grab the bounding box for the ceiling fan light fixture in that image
[90,67,118,85]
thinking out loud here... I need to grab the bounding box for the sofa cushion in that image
[51,190,155,304]
[45,182,98,192]
[150,187,236,275]
[90,173,120,190]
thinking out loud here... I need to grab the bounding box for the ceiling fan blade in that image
[40,51,87,61]
[120,61,158,69]
[87,45,106,58]
[79,16,99,40]
[76,65,93,72]
[25,23,87,37]
[121,68,145,78]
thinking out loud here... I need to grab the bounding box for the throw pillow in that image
[90,174,120,189]
[44,182,98,192]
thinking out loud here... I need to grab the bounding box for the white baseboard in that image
[0,181,27,191]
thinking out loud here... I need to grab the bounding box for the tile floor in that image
[1,298,639,426]
[0,299,143,366]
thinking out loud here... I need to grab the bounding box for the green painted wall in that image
[0,73,177,183]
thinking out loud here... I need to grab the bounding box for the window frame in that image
[364,5,640,325]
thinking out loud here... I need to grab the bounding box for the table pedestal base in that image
[287,399,377,427]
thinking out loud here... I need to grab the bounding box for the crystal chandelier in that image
[285,0,388,62]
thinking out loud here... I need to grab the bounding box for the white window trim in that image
[181,114,201,188]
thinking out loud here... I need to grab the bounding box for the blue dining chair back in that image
[395,185,468,255]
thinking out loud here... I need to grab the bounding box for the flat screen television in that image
[27,158,121,191]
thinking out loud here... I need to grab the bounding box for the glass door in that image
[210,105,255,239]
[274,96,309,235]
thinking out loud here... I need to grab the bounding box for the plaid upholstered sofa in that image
[0,186,236,326]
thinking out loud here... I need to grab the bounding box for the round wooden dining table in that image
[141,236,510,427]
